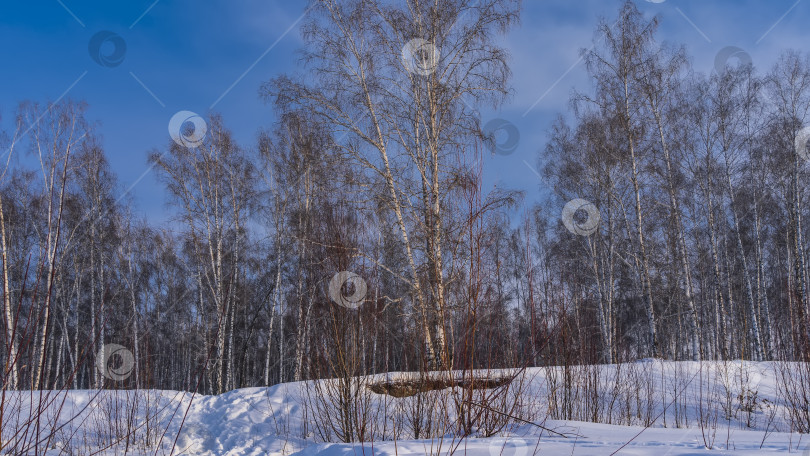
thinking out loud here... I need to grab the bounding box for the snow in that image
[4,361,810,455]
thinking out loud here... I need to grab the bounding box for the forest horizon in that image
[4,2,810,454]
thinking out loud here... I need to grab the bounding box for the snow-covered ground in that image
[4,361,810,455]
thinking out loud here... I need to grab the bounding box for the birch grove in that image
[2,1,810,395]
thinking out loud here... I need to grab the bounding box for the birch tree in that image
[150,115,257,393]
[264,0,520,368]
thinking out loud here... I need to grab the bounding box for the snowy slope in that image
[4,361,810,455]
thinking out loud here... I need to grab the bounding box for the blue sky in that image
[0,0,807,223]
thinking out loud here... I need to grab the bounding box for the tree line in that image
[1,1,809,395]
